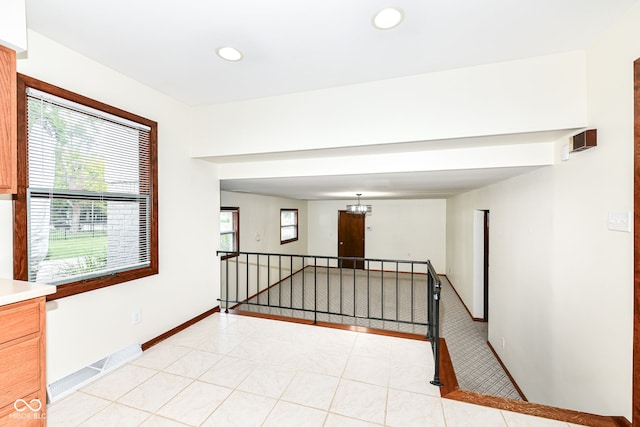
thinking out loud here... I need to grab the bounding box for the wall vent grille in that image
[47,343,142,403]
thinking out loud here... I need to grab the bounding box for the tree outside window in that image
[14,74,158,299]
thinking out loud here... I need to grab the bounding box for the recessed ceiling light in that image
[217,46,243,62]
[373,7,404,30]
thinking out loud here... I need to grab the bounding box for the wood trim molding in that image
[438,337,459,396]
[0,45,16,194]
[486,340,527,401]
[14,73,159,299]
[444,275,485,322]
[438,337,630,427]
[633,57,640,427]
[141,307,220,351]
[228,308,427,341]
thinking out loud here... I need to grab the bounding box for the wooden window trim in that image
[220,207,239,259]
[280,208,298,244]
[13,74,159,300]
[633,57,640,426]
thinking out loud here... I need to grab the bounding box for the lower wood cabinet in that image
[0,298,47,425]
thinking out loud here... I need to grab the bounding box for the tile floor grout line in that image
[46,313,569,426]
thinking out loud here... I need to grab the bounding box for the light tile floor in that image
[47,313,580,426]
[237,270,521,399]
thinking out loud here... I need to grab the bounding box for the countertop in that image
[0,278,56,307]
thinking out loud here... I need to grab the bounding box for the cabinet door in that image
[0,45,17,194]
[0,337,41,413]
[0,298,45,426]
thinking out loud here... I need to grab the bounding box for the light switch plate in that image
[608,211,631,232]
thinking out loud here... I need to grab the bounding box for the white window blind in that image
[26,88,152,285]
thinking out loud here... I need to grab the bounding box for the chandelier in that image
[346,193,372,215]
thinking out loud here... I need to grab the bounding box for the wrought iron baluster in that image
[326,258,330,315]
[367,260,370,319]
[246,253,249,307]
[353,262,356,318]
[235,253,239,310]
[395,262,399,322]
[381,261,384,321]
[340,261,343,316]
[278,255,282,307]
[410,262,414,323]
[225,255,229,313]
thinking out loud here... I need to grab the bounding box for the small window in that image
[220,207,239,256]
[280,209,298,244]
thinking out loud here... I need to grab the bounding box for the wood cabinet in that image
[0,298,47,425]
[0,45,17,194]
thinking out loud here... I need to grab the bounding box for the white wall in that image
[0,0,27,52]
[220,191,307,255]
[308,199,446,273]
[215,143,555,180]
[551,0,637,415]
[445,1,640,418]
[446,188,490,316]
[192,51,587,158]
[3,31,220,383]
[472,210,485,319]
[218,192,307,310]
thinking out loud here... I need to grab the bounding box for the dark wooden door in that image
[338,210,365,269]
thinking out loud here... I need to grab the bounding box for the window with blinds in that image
[15,74,158,297]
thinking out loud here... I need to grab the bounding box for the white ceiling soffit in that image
[220,166,546,200]
[202,129,577,163]
[25,0,637,106]
[217,131,561,200]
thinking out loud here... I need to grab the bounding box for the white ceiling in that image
[24,0,635,200]
[220,166,546,200]
[25,0,636,106]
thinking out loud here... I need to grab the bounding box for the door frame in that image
[632,57,639,426]
[472,209,489,321]
[483,210,490,322]
[337,210,365,269]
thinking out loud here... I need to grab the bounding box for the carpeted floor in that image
[236,267,429,332]
[232,266,522,400]
[438,276,522,400]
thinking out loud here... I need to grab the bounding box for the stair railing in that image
[217,251,442,386]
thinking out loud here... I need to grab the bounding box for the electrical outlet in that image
[132,310,141,325]
[608,211,631,232]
